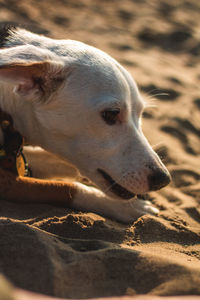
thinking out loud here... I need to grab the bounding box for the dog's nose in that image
[148,169,171,191]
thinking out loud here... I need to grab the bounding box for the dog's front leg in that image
[70,182,159,223]
[0,169,158,223]
[0,168,121,219]
[0,168,76,205]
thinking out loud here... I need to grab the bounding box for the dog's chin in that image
[97,168,136,200]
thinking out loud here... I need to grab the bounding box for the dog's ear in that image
[0,45,65,99]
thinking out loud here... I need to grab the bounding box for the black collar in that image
[0,108,31,176]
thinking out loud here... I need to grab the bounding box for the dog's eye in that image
[101,108,120,125]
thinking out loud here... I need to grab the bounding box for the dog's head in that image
[0,29,170,199]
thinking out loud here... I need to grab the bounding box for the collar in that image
[0,109,31,177]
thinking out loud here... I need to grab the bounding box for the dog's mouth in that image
[97,168,135,200]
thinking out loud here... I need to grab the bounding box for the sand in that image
[0,0,199,299]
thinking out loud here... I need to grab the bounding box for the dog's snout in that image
[148,169,171,191]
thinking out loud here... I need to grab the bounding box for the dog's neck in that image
[0,82,75,164]
[0,82,44,146]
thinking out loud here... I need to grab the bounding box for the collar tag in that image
[0,148,6,158]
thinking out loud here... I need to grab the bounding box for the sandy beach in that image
[0,0,199,299]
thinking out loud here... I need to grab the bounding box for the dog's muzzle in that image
[97,168,135,199]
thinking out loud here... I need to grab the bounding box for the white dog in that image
[0,26,170,223]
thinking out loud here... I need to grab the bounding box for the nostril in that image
[148,169,171,191]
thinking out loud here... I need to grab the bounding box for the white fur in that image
[0,28,170,222]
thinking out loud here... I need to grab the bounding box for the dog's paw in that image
[114,198,159,223]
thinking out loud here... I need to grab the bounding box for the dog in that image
[0,26,170,223]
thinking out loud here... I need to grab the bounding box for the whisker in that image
[128,199,135,209]
[103,171,130,195]
[103,174,123,194]
[152,142,164,149]
[143,89,169,104]
[146,92,169,100]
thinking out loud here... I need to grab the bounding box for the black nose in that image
[148,169,171,191]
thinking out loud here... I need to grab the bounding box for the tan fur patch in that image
[0,168,76,206]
